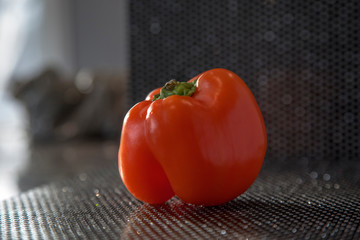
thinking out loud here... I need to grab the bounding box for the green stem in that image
[153,79,197,101]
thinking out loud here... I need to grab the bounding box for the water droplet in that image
[308,201,311,204]
[258,75,268,86]
[311,179,318,185]
[296,178,303,184]
[114,188,122,194]
[228,0,238,11]
[282,94,292,104]
[300,29,311,40]
[301,69,312,79]
[334,184,340,189]
[301,123,312,132]
[295,107,306,117]
[323,173,331,181]
[220,230,227,235]
[310,171,318,179]
[344,112,354,123]
[79,173,87,181]
[75,71,94,94]
[150,22,161,34]
[292,228,297,233]
[283,13,294,24]
[264,31,276,42]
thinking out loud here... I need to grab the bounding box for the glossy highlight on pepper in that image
[118,68,267,206]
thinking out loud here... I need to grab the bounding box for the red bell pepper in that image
[119,68,267,206]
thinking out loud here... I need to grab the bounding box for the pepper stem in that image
[153,79,197,101]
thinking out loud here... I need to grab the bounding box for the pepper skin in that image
[119,68,267,206]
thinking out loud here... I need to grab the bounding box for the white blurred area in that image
[0,0,128,200]
[0,0,28,200]
[0,0,73,200]
[0,98,27,200]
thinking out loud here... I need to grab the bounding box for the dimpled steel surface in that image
[1,165,359,239]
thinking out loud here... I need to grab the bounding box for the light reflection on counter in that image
[0,94,118,201]
[0,94,28,200]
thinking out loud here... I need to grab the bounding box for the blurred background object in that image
[0,0,128,200]
[11,68,126,142]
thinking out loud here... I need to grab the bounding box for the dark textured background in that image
[130,0,360,169]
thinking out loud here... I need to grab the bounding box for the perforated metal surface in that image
[1,165,359,239]
[130,0,360,165]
